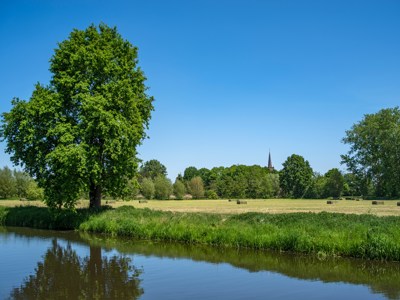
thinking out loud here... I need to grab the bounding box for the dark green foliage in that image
[139,160,167,180]
[183,166,199,182]
[324,168,344,198]
[153,175,172,200]
[343,173,361,196]
[342,107,400,197]
[280,154,313,198]
[0,205,110,230]
[305,173,326,198]
[0,24,154,209]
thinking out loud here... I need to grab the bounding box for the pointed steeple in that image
[268,150,274,171]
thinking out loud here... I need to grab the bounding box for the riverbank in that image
[1,205,400,261]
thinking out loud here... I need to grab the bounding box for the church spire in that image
[268,150,274,171]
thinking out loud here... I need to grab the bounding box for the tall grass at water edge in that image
[1,205,400,261]
[79,206,400,261]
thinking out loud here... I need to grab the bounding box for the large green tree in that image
[1,24,153,208]
[341,107,400,197]
[280,154,313,198]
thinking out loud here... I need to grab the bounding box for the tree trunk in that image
[89,182,102,208]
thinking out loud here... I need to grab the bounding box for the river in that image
[1,227,399,299]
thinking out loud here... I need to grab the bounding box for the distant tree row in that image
[0,167,44,200]
[134,156,367,200]
[180,165,280,199]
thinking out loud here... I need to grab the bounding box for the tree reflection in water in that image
[10,239,143,300]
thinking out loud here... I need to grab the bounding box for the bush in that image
[26,181,44,200]
[206,190,219,199]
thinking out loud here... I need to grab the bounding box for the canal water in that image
[1,227,399,299]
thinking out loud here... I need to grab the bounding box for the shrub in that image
[206,190,219,199]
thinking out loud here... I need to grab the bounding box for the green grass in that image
[1,205,400,261]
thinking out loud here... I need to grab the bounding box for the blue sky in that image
[1,0,399,180]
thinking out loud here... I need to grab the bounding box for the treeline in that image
[0,166,44,200]
[134,157,356,200]
[180,165,279,199]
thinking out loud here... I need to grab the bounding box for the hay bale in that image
[139,200,148,203]
[326,200,334,204]
[372,200,384,205]
[236,200,247,204]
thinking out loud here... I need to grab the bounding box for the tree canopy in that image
[280,154,313,198]
[341,107,400,197]
[139,159,167,180]
[1,24,154,208]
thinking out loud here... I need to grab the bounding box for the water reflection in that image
[9,238,143,300]
[3,227,400,300]
[83,234,400,300]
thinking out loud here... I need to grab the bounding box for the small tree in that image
[173,179,186,200]
[14,170,31,198]
[188,176,204,199]
[26,180,44,200]
[324,168,344,198]
[154,175,172,200]
[140,178,155,200]
[0,166,16,198]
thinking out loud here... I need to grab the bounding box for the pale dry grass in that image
[109,199,400,216]
[1,199,399,216]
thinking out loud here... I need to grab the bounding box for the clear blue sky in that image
[1,0,399,180]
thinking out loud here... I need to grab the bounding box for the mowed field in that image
[2,199,400,216]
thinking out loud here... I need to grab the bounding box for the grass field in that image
[1,198,400,216]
